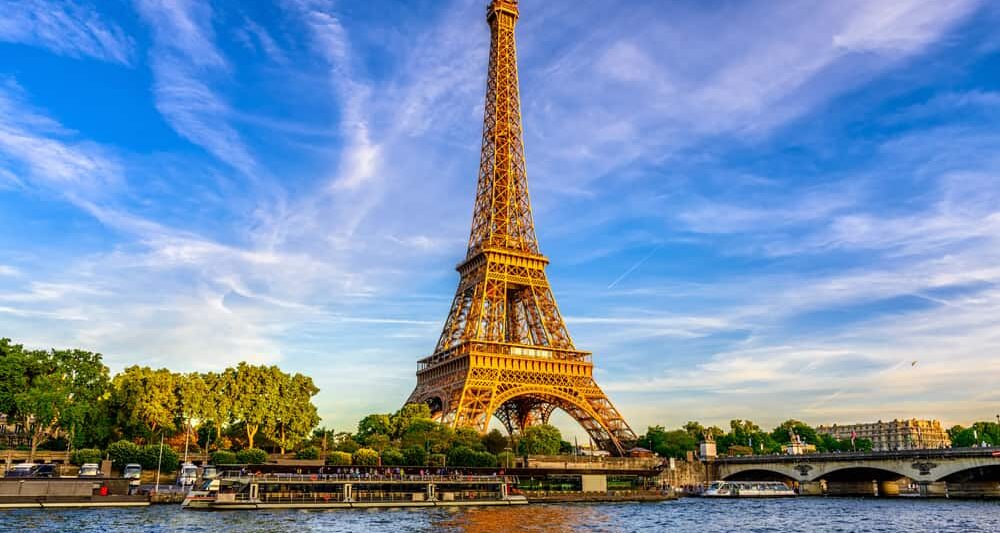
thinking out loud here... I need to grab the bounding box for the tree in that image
[402,446,428,466]
[771,419,819,446]
[453,427,486,451]
[326,451,352,466]
[638,426,698,458]
[482,429,509,454]
[357,414,392,444]
[175,372,210,453]
[210,450,238,465]
[381,448,404,466]
[200,371,234,445]
[353,448,380,466]
[236,448,267,464]
[519,424,562,455]
[70,448,103,465]
[140,443,179,472]
[228,363,280,449]
[296,446,320,460]
[111,366,178,439]
[391,403,433,439]
[264,371,320,454]
[107,440,141,470]
[14,347,110,459]
[400,419,453,454]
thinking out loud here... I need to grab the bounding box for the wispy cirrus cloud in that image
[0,0,133,65]
[134,0,256,176]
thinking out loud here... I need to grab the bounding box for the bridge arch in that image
[936,464,1000,483]
[816,466,910,482]
[487,386,625,454]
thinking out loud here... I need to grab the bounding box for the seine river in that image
[2,499,999,532]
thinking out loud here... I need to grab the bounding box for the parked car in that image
[123,463,142,486]
[78,463,102,478]
[4,463,37,478]
[177,463,198,487]
[4,463,56,478]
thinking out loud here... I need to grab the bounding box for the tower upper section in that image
[466,0,540,261]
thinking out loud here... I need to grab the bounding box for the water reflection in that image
[433,504,618,533]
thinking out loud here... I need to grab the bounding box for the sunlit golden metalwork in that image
[407,0,636,455]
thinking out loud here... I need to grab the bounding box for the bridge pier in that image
[826,480,877,497]
[917,482,948,498]
[798,481,824,496]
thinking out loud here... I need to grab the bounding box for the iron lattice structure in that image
[407,0,636,455]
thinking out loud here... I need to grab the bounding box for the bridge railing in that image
[715,446,1000,464]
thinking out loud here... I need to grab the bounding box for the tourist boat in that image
[702,481,796,498]
[181,472,528,510]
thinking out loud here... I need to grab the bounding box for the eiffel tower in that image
[406,0,636,455]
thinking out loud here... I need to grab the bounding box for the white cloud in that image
[0,0,133,64]
[134,0,256,175]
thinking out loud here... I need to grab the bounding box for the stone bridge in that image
[713,447,1000,497]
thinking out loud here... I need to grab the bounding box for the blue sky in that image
[2,0,999,439]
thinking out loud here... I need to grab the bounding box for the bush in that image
[352,448,380,466]
[428,453,446,467]
[447,445,476,467]
[402,446,427,466]
[210,450,238,465]
[472,451,497,468]
[70,448,104,466]
[448,446,497,467]
[296,446,320,460]
[235,448,268,465]
[139,443,180,473]
[326,451,352,466]
[107,440,141,471]
[380,448,405,466]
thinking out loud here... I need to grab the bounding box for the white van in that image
[177,463,198,487]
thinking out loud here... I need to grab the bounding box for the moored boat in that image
[182,472,527,510]
[702,481,796,498]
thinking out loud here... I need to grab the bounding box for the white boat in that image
[703,481,796,498]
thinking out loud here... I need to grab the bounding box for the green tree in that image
[400,419,454,454]
[447,445,477,467]
[402,445,428,466]
[638,426,698,458]
[519,424,562,455]
[228,363,280,449]
[296,446,320,460]
[107,440,142,471]
[453,427,486,451]
[111,366,178,439]
[140,443,179,472]
[771,419,819,446]
[326,451,352,465]
[210,450,238,465]
[13,347,110,459]
[357,414,392,444]
[70,448,104,465]
[482,429,509,454]
[391,403,433,439]
[236,448,267,464]
[353,448,380,466]
[265,371,320,454]
[380,448,405,466]
[175,372,210,453]
[200,371,234,445]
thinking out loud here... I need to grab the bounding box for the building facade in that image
[816,419,951,451]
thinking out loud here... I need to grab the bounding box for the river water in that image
[2,499,998,532]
